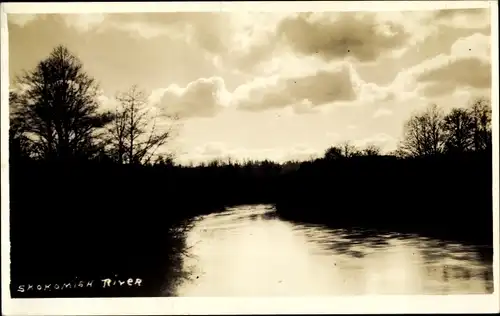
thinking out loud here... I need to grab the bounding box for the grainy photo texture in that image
[3,3,497,302]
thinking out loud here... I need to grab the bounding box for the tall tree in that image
[397,104,445,157]
[469,98,492,152]
[441,107,475,154]
[107,85,177,165]
[10,45,113,161]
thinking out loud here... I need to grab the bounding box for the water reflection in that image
[170,205,493,296]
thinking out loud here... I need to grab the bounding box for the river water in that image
[171,204,494,296]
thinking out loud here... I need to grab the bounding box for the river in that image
[170,204,494,296]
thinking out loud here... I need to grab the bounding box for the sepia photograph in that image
[1,1,499,315]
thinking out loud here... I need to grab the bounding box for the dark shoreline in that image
[274,152,493,248]
[274,204,494,248]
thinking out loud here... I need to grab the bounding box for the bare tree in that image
[10,45,113,161]
[469,98,492,151]
[362,144,381,156]
[397,104,445,157]
[441,107,475,153]
[340,141,361,157]
[107,85,177,165]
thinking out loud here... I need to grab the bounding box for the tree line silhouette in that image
[9,46,493,298]
[277,100,493,248]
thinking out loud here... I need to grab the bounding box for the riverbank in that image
[274,152,493,247]
[9,161,202,298]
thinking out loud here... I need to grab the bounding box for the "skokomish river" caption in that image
[16,277,143,292]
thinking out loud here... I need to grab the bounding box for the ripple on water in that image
[173,204,494,296]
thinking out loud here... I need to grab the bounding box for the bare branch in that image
[397,104,445,157]
[107,85,179,165]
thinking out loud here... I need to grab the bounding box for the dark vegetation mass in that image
[8,46,494,298]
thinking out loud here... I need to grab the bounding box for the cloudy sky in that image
[7,5,492,164]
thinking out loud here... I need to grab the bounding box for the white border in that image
[1,1,499,315]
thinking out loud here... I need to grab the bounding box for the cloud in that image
[107,11,426,75]
[275,12,410,63]
[9,10,491,82]
[246,51,327,78]
[103,13,232,52]
[395,32,491,98]
[229,55,409,114]
[234,63,357,112]
[450,32,490,59]
[415,55,490,97]
[358,82,395,103]
[433,8,490,31]
[62,14,106,32]
[102,13,287,78]
[80,13,289,75]
[292,99,318,114]
[8,14,226,95]
[228,55,414,114]
[97,95,119,112]
[225,9,491,75]
[154,77,231,118]
[11,13,107,33]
